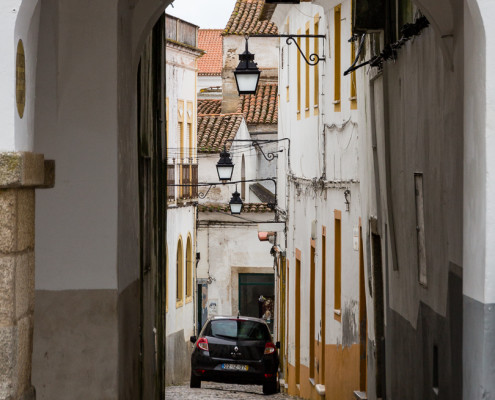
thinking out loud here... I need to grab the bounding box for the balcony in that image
[167,161,198,203]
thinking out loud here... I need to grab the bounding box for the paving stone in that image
[165,382,300,399]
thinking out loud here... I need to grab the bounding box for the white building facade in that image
[164,14,201,386]
[270,1,364,398]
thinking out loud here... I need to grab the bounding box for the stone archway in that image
[0,0,173,399]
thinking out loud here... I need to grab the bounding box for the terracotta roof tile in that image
[198,203,273,213]
[224,0,278,35]
[237,83,278,124]
[197,113,244,153]
[198,99,222,115]
[198,29,223,76]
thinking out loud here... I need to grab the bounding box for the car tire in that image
[190,373,201,388]
[262,378,277,395]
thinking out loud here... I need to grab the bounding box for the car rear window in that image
[205,319,271,341]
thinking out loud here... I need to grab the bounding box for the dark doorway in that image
[238,273,274,332]
[197,282,208,334]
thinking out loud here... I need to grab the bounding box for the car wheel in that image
[262,378,277,395]
[190,373,201,388]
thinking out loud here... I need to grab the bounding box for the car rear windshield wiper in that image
[213,334,237,340]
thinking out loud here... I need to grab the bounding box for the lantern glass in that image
[217,164,234,181]
[230,202,243,215]
[234,70,260,95]
[216,147,234,181]
[229,190,243,215]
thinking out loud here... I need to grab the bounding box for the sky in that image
[166,0,238,29]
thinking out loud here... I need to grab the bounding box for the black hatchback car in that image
[190,316,280,395]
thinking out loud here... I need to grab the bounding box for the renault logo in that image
[234,346,239,352]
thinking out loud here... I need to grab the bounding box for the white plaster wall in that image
[464,0,495,304]
[223,35,279,77]
[284,182,361,367]
[14,0,40,151]
[0,1,23,151]
[167,44,198,165]
[274,0,363,368]
[34,0,118,290]
[198,75,222,92]
[166,205,196,340]
[197,218,274,317]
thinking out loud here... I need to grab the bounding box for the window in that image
[334,5,342,112]
[178,100,184,160]
[166,97,169,156]
[320,227,327,384]
[350,36,357,109]
[295,249,301,385]
[176,238,184,306]
[186,235,193,301]
[178,100,185,198]
[414,173,427,286]
[334,210,342,320]
[309,240,316,379]
[314,15,320,114]
[241,155,246,200]
[187,101,194,162]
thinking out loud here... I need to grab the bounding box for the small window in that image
[414,173,427,286]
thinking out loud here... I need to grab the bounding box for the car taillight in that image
[264,342,276,355]
[197,337,209,351]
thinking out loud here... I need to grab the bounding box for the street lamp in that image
[234,34,326,96]
[216,145,235,182]
[229,189,244,215]
[233,37,261,95]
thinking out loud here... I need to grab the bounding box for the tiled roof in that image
[237,83,278,124]
[197,113,244,153]
[198,99,222,115]
[198,203,273,213]
[224,0,278,35]
[198,29,223,76]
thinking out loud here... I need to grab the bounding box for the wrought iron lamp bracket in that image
[226,138,290,162]
[250,34,326,66]
[198,184,216,199]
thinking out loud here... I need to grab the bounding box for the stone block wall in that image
[0,152,49,400]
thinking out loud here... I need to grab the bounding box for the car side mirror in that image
[276,341,280,349]
[190,336,197,344]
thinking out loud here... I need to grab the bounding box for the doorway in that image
[238,273,275,331]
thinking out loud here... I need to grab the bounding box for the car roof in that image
[207,315,268,324]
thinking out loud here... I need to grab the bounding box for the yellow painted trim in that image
[176,300,183,308]
[334,5,342,112]
[305,23,310,119]
[314,14,320,115]
[334,210,342,321]
[297,29,301,116]
[186,234,194,298]
[185,296,193,304]
[176,235,184,304]
[166,243,169,312]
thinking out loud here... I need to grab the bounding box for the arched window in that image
[176,238,184,306]
[186,235,193,300]
[241,154,246,200]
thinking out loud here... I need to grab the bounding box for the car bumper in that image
[191,353,278,385]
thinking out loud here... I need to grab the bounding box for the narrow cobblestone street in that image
[165,383,300,399]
